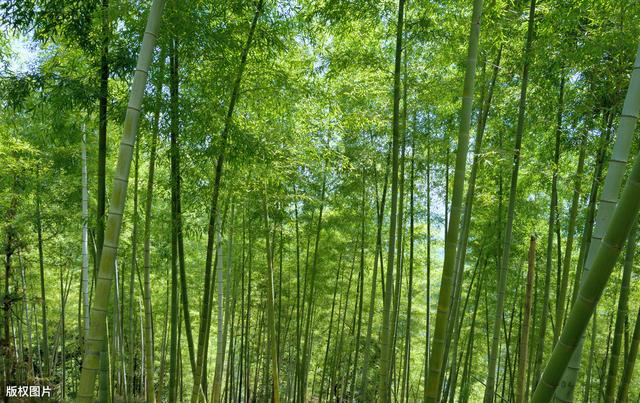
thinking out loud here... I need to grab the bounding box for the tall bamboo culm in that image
[483,0,535,400]
[76,1,166,400]
[424,0,483,401]
[553,43,640,402]
[533,44,640,403]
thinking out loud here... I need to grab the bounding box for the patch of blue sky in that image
[7,34,40,74]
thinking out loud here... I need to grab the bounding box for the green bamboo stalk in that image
[516,236,536,403]
[96,0,109,275]
[244,223,254,402]
[360,149,389,400]
[422,131,432,403]
[604,220,638,401]
[299,176,326,401]
[170,35,197,378]
[446,252,484,403]
[17,250,34,378]
[75,1,166,400]
[350,170,367,398]
[531,82,640,403]
[570,116,610,308]
[459,263,485,403]
[445,46,502,401]
[534,76,564,383]
[127,124,140,401]
[378,0,406,397]
[211,204,235,402]
[549,74,564,349]
[81,129,90,342]
[556,133,586,334]
[168,35,181,403]
[319,257,341,401]
[35,184,50,379]
[483,0,535,401]
[141,47,165,403]
[60,265,66,399]
[616,304,640,403]
[582,309,597,403]
[263,189,280,403]
[390,119,407,393]
[400,145,415,403]
[425,0,483,400]
[554,44,640,402]
[191,4,263,400]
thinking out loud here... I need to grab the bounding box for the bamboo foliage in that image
[6,1,640,402]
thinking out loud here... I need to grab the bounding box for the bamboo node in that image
[127,104,142,113]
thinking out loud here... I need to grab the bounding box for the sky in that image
[7,34,39,74]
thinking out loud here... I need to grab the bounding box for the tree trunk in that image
[34,187,51,380]
[360,145,390,400]
[212,205,235,402]
[81,129,90,343]
[516,236,536,403]
[299,175,326,401]
[191,4,263,400]
[556,133,586,334]
[444,45,502,401]
[553,44,640,402]
[616,304,640,403]
[425,0,483,400]
[400,146,415,403]
[532,53,640,402]
[483,1,536,401]
[76,1,165,400]
[583,309,597,403]
[423,129,432,403]
[96,0,109,270]
[378,0,405,397]
[140,46,165,403]
[127,129,140,401]
[604,220,638,401]
[168,35,182,403]
[534,75,564,384]
[319,257,341,401]
[351,170,367,398]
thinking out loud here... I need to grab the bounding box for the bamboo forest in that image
[4,0,640,401]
